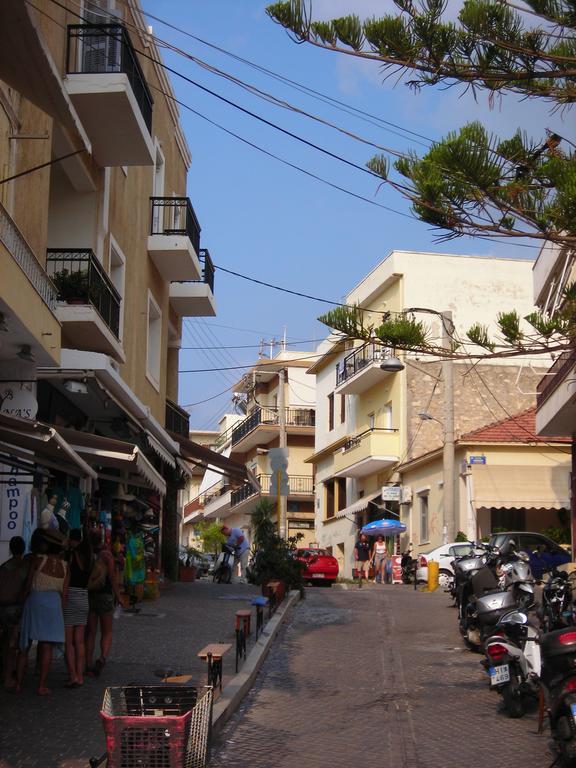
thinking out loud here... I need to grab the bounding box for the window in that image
[419,493,429,543]
[325,480,335,519]
[383,401,393,429]
[368,412,375,430]
[146,292,162,390]
[337,478,347,512]
[340,394,345,424]
[328,393,334,431]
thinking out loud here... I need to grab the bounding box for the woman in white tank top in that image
[371,535,389,584]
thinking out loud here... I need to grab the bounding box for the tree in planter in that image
[250,499,305,591]
[51,268,90,303]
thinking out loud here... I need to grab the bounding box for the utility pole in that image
[277,367,288,538]
[442,311,455,544]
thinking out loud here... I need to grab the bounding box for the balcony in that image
[165,398,190,438]
[535,348,576,436]
[332,428,399,478]
[169,249,216,317]
[230,473,314,509]
[148,198,202,281]
[46,249,124,362]
[230,406,315,452]
[65,24,154,166]
[335,343,395,395]
[184,478,230,523]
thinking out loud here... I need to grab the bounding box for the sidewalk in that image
[0,579,266,768]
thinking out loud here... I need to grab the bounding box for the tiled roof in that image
[460,407,571,444]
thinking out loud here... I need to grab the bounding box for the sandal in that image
[64,680,82,689]
[92,658,106,677]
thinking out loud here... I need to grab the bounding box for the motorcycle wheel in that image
[502,679,525,718]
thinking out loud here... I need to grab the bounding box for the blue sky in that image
[141,0,575,430]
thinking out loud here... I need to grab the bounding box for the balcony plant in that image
[51,268,90,304]
[179,544,203,582]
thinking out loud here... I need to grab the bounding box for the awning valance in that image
[0,413,96,479]
[169,432,248,483]
[57,428,166,496]
[471,464,569,510]
[335,490,382,520]
[145,431,176,468]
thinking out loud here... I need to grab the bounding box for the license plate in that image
[312,573,324,579]
[570,703,576,723]
[489,665,510,686]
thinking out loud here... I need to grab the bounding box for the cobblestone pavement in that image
[0,579,261,768]
[210,584,550,768]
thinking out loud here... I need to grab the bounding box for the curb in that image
[210,589,301,735]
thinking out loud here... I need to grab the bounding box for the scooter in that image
[539,569,575,633]
[499,552,535,610]
[540,628,576,765]
[484,610,541,718]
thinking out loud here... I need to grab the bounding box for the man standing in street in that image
[354,533,371,586]
[221,525,250,583]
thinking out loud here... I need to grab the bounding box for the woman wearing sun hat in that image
[15,528,69,695]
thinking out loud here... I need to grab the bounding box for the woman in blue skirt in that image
[16,529,69,695]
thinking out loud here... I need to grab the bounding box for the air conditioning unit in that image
[400,486,412,504]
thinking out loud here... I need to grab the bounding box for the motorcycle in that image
[484,609,541,718]
[540,628,576,765]
[401,552,417,585]
[499,552,535,611]
[539,569,575,633]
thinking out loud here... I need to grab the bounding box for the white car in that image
[416,542,479,588]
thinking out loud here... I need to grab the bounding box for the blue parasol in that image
[361,518,406,537]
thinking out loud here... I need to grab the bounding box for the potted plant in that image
[179,545,201,582]
[51,268,90,304]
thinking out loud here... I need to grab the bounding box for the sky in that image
[140,0,576,431]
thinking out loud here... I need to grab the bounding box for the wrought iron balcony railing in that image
[171,249,215,294]
[341,427,398,453]
[230,473,314,507]
[165,399,190,438]
[46,249,121,338]
[0,203,57,311]
[336,342,388,386]
[150,197,201,255]
[231,480,259,507]
[230,406,315,447]
[66,24,153,131]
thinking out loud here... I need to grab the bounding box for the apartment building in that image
[0,0,247,571]
[309,250,549,577]
[186,352,317,545]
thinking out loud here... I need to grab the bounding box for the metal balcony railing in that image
[171,249,215,295]
[0,203,57,311]
[46,249,121,338]
[336,343,388,386]
[66,24,153,131]
[342,427,398,453]
[230,406,315,446]
[259,474,314,494]
[231,480,259,507]
[186,479,230,515]
[150,197,201,255]
[165,399,190,437]
[536,347,576,408]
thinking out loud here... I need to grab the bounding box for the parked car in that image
[489,531,571,580]
[416,541,480,588]
[294,548,339,585]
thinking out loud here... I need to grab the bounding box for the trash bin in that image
[100,685,213,768]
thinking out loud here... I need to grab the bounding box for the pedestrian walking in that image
[63,529,92,688]
[353,533,371,583]
[15,529,69,696]
[372,535,388,584]
[85,531,122,678]
[221,525,250,582]
[0,536,29,691]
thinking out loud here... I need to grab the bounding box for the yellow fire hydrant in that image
[427,560,439,592]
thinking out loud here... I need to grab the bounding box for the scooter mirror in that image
[500,610,528,625]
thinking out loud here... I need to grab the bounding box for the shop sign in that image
[381,486,401,501]
[391,555,403,584]
[0,384,38,420]
[0,462,31,540]
[469,455,487,465]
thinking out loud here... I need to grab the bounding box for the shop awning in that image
[57,428,166,495]
[145,431,176,468]
[335,490,382,520]
[471,464,570,510]
[169,432,249,484]
[0,413,96,479]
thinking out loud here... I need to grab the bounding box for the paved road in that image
[210,584,549,768]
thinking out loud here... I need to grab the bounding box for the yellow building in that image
[191,351,317,546]
[397,409,571,556]
[0,0,246,572]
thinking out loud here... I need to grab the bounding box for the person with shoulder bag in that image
[0,537,29,691]
[85,532,122,677]
[63,530,92,688]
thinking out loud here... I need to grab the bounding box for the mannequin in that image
[39,495,59,530]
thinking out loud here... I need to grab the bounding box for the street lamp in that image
[380,355,405,373]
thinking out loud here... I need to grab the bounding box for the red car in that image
[295,548,339,585]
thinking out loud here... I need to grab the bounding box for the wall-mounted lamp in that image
[380,356,404,373]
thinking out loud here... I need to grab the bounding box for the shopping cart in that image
[89,684,213,768]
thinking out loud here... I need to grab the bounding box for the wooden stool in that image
[235,609,252,636]
[251,596,268,638]
[197,643,232,691]
[235,610,251,672]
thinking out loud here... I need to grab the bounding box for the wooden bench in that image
[235,610,252,672]
[197,643,232,691]
[251,596,268,639]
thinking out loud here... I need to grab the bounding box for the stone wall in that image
[405,360,549,460]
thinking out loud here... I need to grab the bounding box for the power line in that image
[179,338,318,350]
